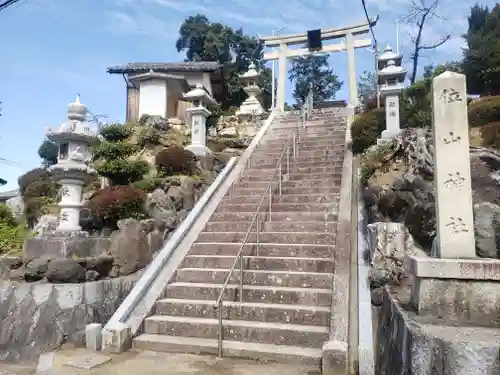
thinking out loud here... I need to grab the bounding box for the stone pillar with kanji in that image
[183,84,216,156]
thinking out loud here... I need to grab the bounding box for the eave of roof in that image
[107,62,222,75]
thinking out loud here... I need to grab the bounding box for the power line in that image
[0,0,28,11]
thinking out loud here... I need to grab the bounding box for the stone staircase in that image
[133,108,347,366]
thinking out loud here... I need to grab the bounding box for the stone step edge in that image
[156,298,331,313]
[223,194,339,199]
[197,231,337,237]
[194,242,335,248]
[145,315,329,333]
[184,255,334,261]
[133,334,322,361]
[168,282,332,294]
[205,220,338,224]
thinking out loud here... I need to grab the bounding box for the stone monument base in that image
[406,256,500,326]
[184,144,212,156]
[236,99,265,118]
[24,234,110,259]
[380,129,400,140]
[377,285,500,375]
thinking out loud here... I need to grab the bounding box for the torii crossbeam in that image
[259,16,378,111]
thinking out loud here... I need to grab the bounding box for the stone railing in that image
[101,109,279,352]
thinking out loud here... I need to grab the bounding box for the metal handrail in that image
[214,90,313,357]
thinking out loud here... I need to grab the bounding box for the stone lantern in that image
[377,45,407,140]
[183,84,216,156]
[236,62,265,118]
[45,95,98,233]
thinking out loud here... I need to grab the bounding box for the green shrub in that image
[480,122,500,149]
[133,178,164,193]
[37,139,58,167]
[84,185,147,229]
[137,128,161,147]
[468,96,500,127]
[96,159,149,186]
[0,223,26,253]
[93,141,137,161]
[18,168,52,195]
[24,196,56,227]
[0,204,16,227]
[351,110,385,154]
[99,123,133,142]
[155,147,198,176]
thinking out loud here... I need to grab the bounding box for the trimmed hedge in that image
[480,122,500,149]
[99,123,133,142]
[155,147,198,176]
[84,185,147,230]
[96,159,149,186]
[468,96,500,127]
[351,108,386,154]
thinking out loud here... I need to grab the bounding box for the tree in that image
[358,71,377,109]
[175,15,272,112]
[37,139,58,167]
[0,178,6,186]
[288,55,342,106]
[403,0,451,84]
[463,4,500,96]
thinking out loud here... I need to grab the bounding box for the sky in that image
[0,0,494,191]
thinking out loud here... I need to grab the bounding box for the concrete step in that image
[190,243,334,258]
[143,315,329,348]
[204,221,337,233]
[133,334,322,365]
[209,211,331,222]
[227,186,341,196]
[155,299,330,326]
[255,160,343,169]
[288,173,342,181]
[175,268,333,288]
[223,193,338,205]
[165,282,332,306]
[292,165,344,174]
[216,202,338,213]
[181,255,334,272]
[195,231,336,246]
[251,155,343,165]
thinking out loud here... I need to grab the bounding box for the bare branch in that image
[419,34,452,51]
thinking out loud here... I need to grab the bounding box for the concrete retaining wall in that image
[0,273,140,362]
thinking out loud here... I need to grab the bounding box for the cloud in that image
[105,9,179,38]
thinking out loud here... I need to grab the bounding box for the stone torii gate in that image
[260,17,378,111]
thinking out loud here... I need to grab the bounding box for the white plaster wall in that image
[180,72,213,95]
[139,79,167,117]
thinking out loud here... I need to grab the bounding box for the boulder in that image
[46,259,86,283]
[33,214,58,236]
[145,188,177,222]
[108,218,152,276]
[180,177,197,210]
[5,196,24,219]
[85,256,114,278]
[474,202,500,258]
[24,258,51,281]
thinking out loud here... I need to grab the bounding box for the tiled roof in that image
[107,62,222,74]
[0,189,19,199]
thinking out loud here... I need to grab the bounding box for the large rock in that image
[107,218,152,276]
[33,214,58,236]
[5,196,24,219]
[180,177,197,210]
[24,258,51,281]
[145,188,177,222]
[474,202,500,258]
[46,259,86,283]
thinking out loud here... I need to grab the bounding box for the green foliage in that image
[480,122,500,149]
[358,71,377,109]
[463,4,500,96]
[99,123,133,142]
[0,204,16,227]
[468,96,500,127]
[84,186,147,230]
[37,139,58,167]
[137,128,161,148]
[351,109,386,154]
[96,159,149,186]
[155,147,198,176]
[133,177,164,193]
[206,103,224,132]
[175,14,271,111]
[289,55,342,106]
[93,141,137,160]
[17,168,59,226]
[0,178,6,186]
[0,224,26,253]
[359,142,396,185]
